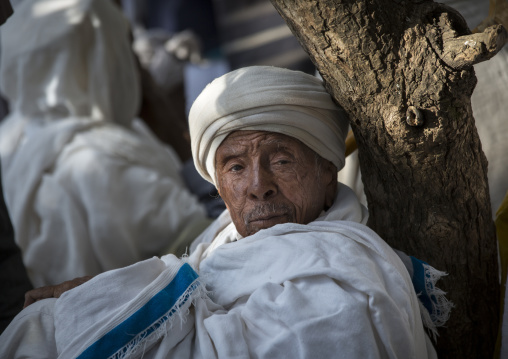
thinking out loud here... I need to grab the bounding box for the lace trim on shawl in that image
[411,258,454,341]
[109,280,206,359]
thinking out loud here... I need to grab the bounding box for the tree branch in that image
[439,24,508,69]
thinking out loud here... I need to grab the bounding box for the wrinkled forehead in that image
[215,130,314,160]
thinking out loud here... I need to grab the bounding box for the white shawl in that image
[0,184,436,358]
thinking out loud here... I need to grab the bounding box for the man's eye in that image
[230,164,243,172]
[275,159,290,165]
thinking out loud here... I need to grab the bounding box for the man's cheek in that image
[292,195,313,220]
[229,202,246,221]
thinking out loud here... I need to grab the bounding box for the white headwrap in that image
[189,66,349,185]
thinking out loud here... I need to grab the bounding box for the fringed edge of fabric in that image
[76,263,207,359]
[416,263,454,342]
[109,279,207,359]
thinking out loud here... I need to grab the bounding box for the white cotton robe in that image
[0,184,436,359]
[0,0,207,287]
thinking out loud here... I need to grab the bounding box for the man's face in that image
[215,130,337,237]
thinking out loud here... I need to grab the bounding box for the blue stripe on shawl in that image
[410,256,434,314]
[77,263,198,359]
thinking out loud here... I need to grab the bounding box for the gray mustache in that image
[244,203,293,224]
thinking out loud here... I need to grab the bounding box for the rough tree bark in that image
[269,0,506,357]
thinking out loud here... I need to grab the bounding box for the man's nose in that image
[248,165,277,200]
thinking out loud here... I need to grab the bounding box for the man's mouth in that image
[242,203,295,236]
[249,213,288,223]
[244,203,294,227]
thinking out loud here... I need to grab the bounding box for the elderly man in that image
[0,66,445,358]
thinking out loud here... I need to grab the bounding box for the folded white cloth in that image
[0,184,437,359]
[55,257,202,359]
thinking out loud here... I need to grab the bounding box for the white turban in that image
[189,66,350,185]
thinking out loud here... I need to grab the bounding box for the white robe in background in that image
[0,184,437,359]
[0,0,207,287]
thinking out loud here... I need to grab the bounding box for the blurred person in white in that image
[0,0,208,288]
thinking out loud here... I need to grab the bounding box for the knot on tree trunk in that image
[406,106,424,127]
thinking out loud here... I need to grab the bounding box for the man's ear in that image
[323,161,338,209]
[216,185,231,212]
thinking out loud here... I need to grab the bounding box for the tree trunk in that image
[269,0,505,357]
